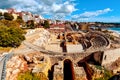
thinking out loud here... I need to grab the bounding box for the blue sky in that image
[0,0,120,22]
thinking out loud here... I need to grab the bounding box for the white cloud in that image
[86,17,120,22]
[72,8,112,19]
[0,0,77,19]
[72,16,120,22]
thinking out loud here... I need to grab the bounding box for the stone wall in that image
[74,67,87,80]
[53,61,87,80]
[101,48,120,66]
[53,61,63,80]
[32,55,51,77]
[66,44,84,53]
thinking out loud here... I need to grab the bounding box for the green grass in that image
[0,47,11,54]
[17,71,47,80]
[95,65,103,70]
[94,67,112,80]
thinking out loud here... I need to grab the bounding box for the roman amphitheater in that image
[6,28,120,80]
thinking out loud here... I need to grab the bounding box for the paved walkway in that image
[0,53,13,80]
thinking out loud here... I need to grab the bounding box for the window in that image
[104,55,106,60]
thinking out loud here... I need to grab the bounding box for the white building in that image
[0,9,8,14]
[22,14,33,22]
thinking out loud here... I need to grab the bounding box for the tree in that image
[0,12,4,20]
[43,20,50,29]
[0,12,2,16]
[0,25,25,47]
[4,12,14,21]
[26,20,35,29]
[16,16,24,24]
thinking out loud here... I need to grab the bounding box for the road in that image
[0,53,13,80]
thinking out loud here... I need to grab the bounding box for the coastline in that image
[107,27,120,34]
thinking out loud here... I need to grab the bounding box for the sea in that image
[107,27,120,34]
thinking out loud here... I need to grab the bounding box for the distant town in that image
[0,8,120,29]
[1,8,120,80]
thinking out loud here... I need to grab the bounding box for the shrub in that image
[17,71,47,80]
[43,20,50,29]
[95,69,112,80]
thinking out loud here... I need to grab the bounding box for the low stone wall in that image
[53,61,63,80]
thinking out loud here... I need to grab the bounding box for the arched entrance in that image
[63,59,75,80]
